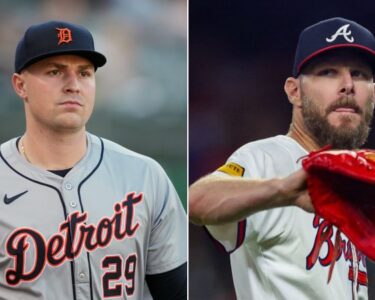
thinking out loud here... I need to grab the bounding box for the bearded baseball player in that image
[190,17,374,299]
[0,20,187,299]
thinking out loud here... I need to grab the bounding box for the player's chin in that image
[54,115,87,132]
[328,113,361,128]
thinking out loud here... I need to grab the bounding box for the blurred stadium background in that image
[0,0,186,209]
[190,1,375,299]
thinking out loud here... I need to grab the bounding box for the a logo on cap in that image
[56,27,73,45]
[326,24,354,43]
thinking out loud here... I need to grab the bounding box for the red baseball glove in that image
[302,149,375,264]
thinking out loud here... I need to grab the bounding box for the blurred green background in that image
[0,0,187,209]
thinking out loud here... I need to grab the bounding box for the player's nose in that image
[63,71,80,94]
[339,69,354,95]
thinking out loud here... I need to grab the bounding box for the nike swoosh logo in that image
[4,190,28,205]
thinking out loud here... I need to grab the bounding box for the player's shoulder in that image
[0,137,18,149]
[90,133,164,173]
[222,135,308,178]
[0,137,20,164]
[233,135,306,160]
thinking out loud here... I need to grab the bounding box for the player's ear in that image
[284,77,302,108]
[12,73,28,101]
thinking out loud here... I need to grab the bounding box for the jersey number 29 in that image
[102,254,137,298]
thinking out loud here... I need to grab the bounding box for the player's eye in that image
[351,69,371,80]
[317,68,336,76]
[47,69,61,76]
[80,70,93,78]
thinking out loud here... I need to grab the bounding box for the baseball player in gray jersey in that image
[0,20,187,299]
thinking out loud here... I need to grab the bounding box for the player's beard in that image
[301,93,374,149]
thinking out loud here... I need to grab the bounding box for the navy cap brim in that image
[16,49,106,73]
[297,44,375,75]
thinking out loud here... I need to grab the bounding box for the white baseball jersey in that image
[0,133,187,300]
[206,135,368,300]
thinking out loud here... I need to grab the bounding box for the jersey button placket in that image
[62,181,90,290]
[63,183,77,209]
[76,268,89,283]
[63,182,79,211]
[65,182,73,190]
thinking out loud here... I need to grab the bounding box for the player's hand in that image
[280,168,315,213]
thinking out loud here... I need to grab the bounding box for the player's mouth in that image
[332,107,357,114]
[326,97,362,116]
[59,100,83,108]
[328,103,361,116]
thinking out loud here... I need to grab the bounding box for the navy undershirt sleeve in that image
[146,262,187,300]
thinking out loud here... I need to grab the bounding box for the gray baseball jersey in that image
[0,133,187,300]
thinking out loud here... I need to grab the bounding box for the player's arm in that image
[146,262,186,300]
[189,168,313,226]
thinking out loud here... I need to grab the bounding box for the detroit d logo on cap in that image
[326,24,354,43]
[56,27,73,45]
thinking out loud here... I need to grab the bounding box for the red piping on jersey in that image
[297,44,375,74]
[231,220,246,254]
[204,219,247,254]
[348,267,368,286]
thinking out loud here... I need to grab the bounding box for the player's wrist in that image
[272,176,301,208]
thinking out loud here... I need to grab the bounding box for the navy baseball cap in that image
[15,20,106,73]
[293,17,375,77]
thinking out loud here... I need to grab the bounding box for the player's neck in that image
[287,119,320,152]
[21,129,87,171]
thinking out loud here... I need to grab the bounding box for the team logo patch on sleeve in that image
[365,152,375,162]
[217,162,245,177]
